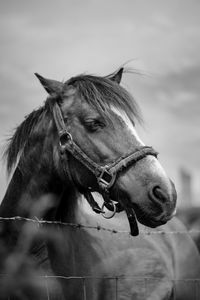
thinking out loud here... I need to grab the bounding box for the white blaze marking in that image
[110,108,171,189]
[111,106,145,145]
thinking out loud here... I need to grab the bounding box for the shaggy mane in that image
[66,73,142,124]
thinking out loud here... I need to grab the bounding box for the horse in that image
[0,68,199,299]
[177,207,200,253]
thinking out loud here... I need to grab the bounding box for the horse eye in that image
[85,119,105,132]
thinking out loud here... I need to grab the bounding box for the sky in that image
[0,0,200,205]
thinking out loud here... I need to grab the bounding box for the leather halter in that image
[53,102,158,217]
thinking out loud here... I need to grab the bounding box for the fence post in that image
[115,277,118,300]
[195,279,199,300]
[82,278,87,300]
[144,277,147,299]
[45,275,50,300]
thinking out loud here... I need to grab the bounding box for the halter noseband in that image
[53,102,158,217]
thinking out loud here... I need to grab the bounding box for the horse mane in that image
[4,106,48,175]
[4,71,142,176]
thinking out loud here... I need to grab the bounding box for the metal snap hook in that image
[101,200,117,219]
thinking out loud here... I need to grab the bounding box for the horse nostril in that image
[149,185,169,204]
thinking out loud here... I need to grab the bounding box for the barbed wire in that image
[1,272,200,300]
[0,215,200,299]
[0,273,200,282]
[0,216,200,236]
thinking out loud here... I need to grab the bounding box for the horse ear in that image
[109,68,124,84]
[34,73,63,95]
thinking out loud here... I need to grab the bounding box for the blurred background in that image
[0,0,200,215]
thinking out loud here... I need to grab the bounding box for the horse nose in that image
[148,181,177,208]
[149,186,169,204]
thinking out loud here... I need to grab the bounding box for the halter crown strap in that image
[53,103,116,187]
[52,102,158,199]
[53,102,68,135]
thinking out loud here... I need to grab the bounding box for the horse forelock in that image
[64,73,142,124]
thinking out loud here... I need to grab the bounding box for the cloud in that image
[0,0,200,202]
[132,63,200,176]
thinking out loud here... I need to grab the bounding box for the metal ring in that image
[101,200,117,219]
[59,131,73,148]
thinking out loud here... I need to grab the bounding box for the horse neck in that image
[0,160,80,254]
[0,167,58,218]
[0,165,80,218]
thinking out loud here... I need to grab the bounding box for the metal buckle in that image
[98,169,114,188]
[101,200,117,219]
[59,131,73,149]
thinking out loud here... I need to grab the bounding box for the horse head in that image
[35,69,177,235]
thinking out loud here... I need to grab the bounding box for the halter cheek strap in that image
[53,102,158,218]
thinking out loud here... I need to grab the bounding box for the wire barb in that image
[0,216,199,236]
